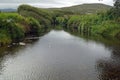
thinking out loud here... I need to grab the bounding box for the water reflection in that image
[0,46,23,76]
[67,30,120,80]
[0,40,39,75]
[97,46,120,80]
[0,30,119,80]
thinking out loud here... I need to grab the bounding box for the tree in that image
[113,0,120,18]
[114,0,120,9]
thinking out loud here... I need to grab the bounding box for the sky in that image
[0,0,114,9]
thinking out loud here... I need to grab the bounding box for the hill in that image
[51,3,112,14]
[17,3,112,28]
[18,5,53,27]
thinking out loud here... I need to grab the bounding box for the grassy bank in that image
[0,12,41,45]
[17,4,120,40]
[0,3,119,46]
[55,13,120,39]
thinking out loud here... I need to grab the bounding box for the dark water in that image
[0,30,120,80]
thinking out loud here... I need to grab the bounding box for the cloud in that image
[0,0,114,9]
[57,0,114,6]
[0,0,58,3]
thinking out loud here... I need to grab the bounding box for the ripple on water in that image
[0,30,120,80]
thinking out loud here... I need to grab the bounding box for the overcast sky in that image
[0,0,114,9]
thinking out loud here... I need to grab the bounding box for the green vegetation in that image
[56,12,120,38]
[0,13,41,45]
[55,2,120,39]
[18,5,53,27]
[51,3,111,14]
[0,2,119,46]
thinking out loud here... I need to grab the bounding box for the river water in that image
[0,30,120,80]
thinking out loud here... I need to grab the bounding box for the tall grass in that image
[0,12,42,45]
[55,13,120,39]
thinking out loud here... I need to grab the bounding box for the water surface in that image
[0,30,120,80]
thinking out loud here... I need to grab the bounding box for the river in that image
[0,30,120,80]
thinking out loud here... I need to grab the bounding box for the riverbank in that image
[55,14,120,40]
[17,4,120,40]
[0,4,120,46]
[0,12,42,46]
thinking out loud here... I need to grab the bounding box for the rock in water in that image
[19,42,26,46]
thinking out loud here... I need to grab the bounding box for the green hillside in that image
[18,5,53,27]
[51,3,112,14]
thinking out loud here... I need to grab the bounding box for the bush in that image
[27,17,41,36]
[92,20,120,38]
[18,5,53,27]
[0,30,11,45]
[0,12,42,45]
